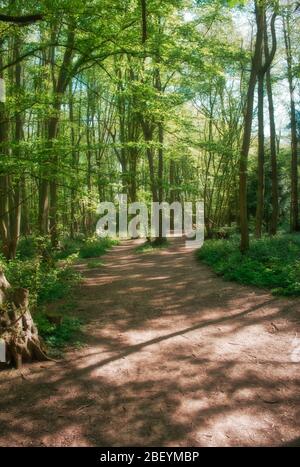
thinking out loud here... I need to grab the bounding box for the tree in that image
[283,8,299,232]
[255,10,277,238]
[265,12,279,235]
[0,268,49,368]
[239,0,265,252]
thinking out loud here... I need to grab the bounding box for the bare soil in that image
[0,238,300,446]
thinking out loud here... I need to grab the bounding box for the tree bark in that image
[48,28,75,246]
[8,36,23,259]
[0,269,49,369]
[239,1,264,252]
[0,43,10,259]
[265,22,278,235]
[255,70,265,238]
[140,0,147,43]
[283,14,299,232]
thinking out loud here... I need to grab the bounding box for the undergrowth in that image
[135,239,170,253]
[0,235,119,350]
[197,233,300,296]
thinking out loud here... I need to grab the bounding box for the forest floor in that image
[0,237,300,446]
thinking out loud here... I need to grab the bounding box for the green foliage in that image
[197,234,300,296]
[0,256,81,306]
[78,237,119,259]
[0,240,83,350]
[54,238,83,260]
[34,314,82,348]
[0,234,117,352]
[38,266,82,303]
[87,259,104,268]
[16,235,53,260]
[53,236,118,260]
[211,225,239,239]
[17,236,39,259]
[135,239,170,253]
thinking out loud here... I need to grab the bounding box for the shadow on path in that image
[0,238,299,446]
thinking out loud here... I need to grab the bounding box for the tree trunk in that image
[239,1,264,252]
[157,121,165,242]
[142,121,158,202]
[48,28,75,246]
[265,31,278,235]
[8,36,23,259]
[48,110,60,247]
[20,175,31,236]
[0,45,10,259]
[0,269,49,369]
[169,159,175,231]
[255,70,264,238]
[283,14,299,232]
[86,95,93,234]
[69,83,78,239]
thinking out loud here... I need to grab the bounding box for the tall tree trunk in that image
[20,174,30,235]
[0,44,10,258]
[239,1,264,252]
[169,159,175,231]
[48,105,60,247]
[255,70,264,238]
[69,83,78,239]
[38,51,51,235]
[142,121,158,202]
[86,93,94,234]
[265,28,278,235]
[8,36,23,259]
[157,121,164,241]
[283,14,299,232]
[48,27,75,246]
[38,177,49,234]
[128,148,138,203]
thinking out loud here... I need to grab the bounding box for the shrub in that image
[135,239,170,253]
[16,235,53,260]
[79,237,118,258]
[34,313,82,348]
[53,236,118,260]
[17,236,38,259]
[197,234,300,296]
[54,238,83,260]
[0,257,81,306]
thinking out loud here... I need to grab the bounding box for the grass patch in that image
[197,233,300,296]
[79,237,118,258]
[87,259,104,268]
[135,239,170,253]
[54,236,118,260]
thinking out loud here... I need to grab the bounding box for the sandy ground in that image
[0,238,299,446]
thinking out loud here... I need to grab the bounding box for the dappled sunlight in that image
[0,237,299,446]
[0,0,299,449]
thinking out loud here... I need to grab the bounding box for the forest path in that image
[0,237,300,446]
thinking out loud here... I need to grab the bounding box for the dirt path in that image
[0,238,300,446]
